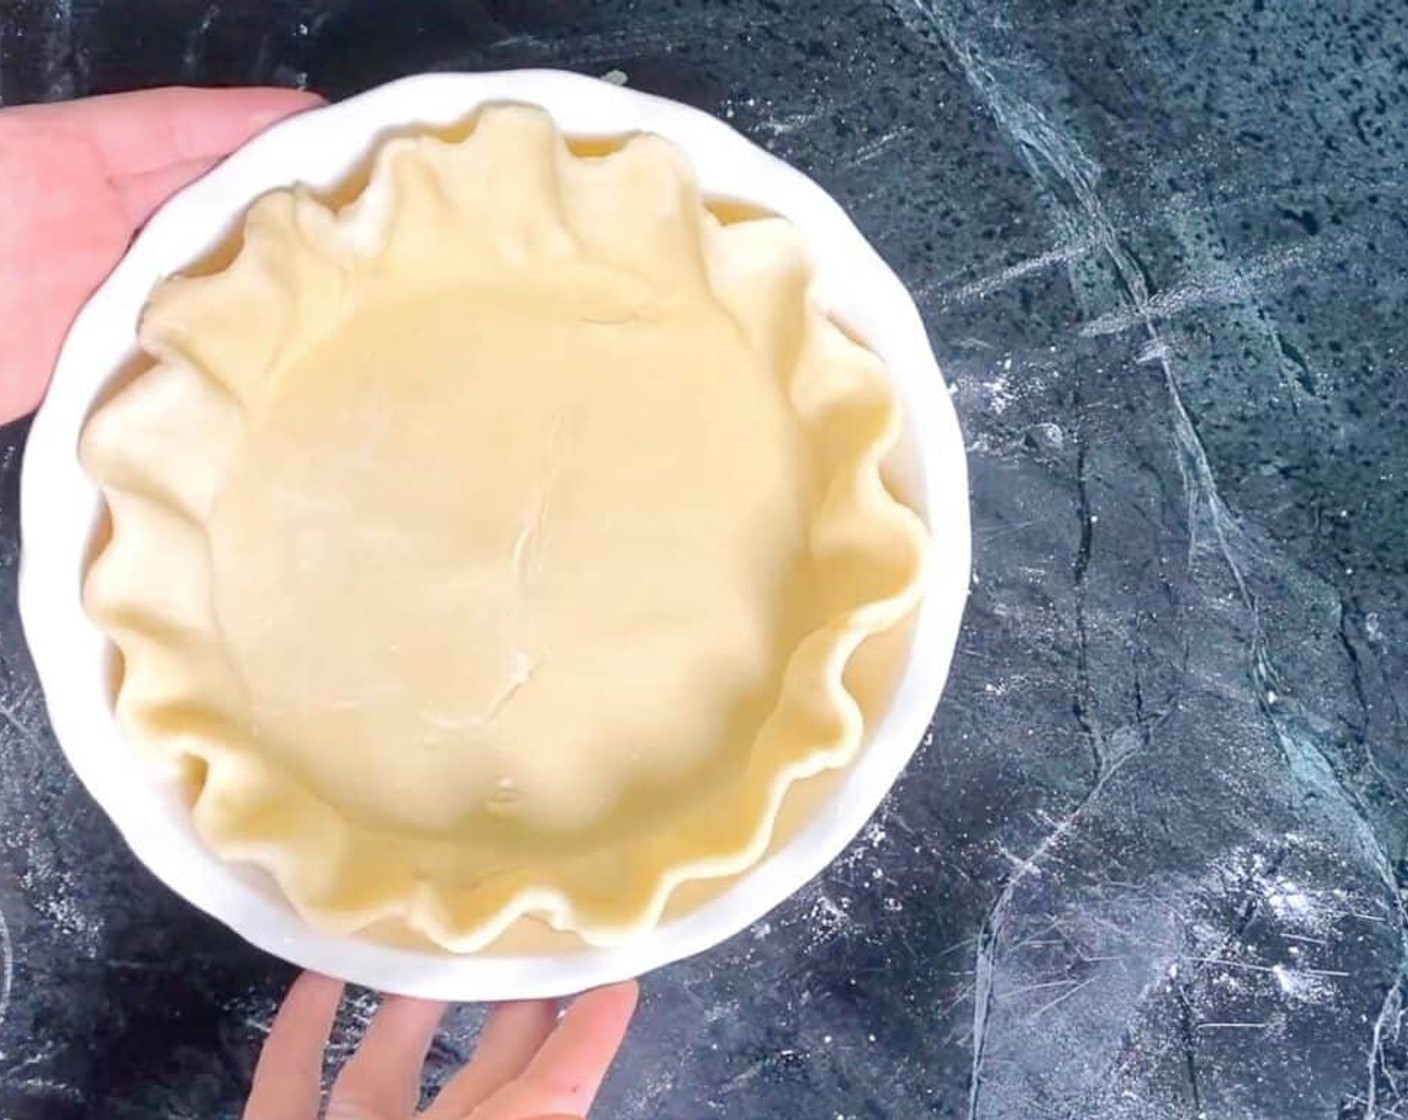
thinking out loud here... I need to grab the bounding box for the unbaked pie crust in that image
[81,105,928,951]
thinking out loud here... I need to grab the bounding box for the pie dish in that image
[79,102,927,951]
[20,71,970,997]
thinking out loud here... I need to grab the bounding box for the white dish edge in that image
[17,69,971,1000]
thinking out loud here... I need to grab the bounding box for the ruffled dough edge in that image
[80,104,930,951]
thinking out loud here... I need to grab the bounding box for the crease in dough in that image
[81,104,930,951]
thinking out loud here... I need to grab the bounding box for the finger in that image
[0,108,121,423]
[242,972,344,1120]
[326,994,446,1119]
[112,155,223,226]
[0,87,321,425]
[467,981,639,1120]
[421,1000,558,1120]
[10,85,323,179]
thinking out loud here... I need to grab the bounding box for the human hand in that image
[0,85,322,425]
[243,973,638,1120]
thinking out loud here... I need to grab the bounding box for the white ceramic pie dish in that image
[18,69,970,999]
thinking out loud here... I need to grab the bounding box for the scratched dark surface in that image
[2,1,1408,1118]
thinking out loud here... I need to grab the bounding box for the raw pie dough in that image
[81,105,929,951]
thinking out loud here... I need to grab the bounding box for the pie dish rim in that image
[17,69,971,999]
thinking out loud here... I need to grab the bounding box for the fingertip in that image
[575,978,640,1023]
[287,969,345,1000]
[616,977,641,1006]
[272,970,346,1032]
[373,991,451,1028]
[270,970,345,1034]
[240,86,328,124]
[188,84,327,136]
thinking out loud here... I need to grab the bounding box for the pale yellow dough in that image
[81,105,928,950]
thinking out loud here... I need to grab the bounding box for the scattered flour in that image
[1264,878,1325,931]
[19,861,103,959]
[804,893,853,951]
[987,373,1013,415]
[1188,845,1362,1016]
[1271,963,1333,1005]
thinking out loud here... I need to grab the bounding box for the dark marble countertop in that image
[3,2,1407,1118]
